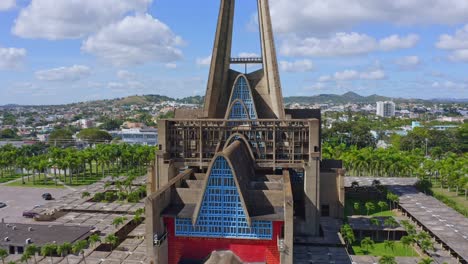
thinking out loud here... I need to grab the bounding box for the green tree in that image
[383,240,395,252]
[418,258,434,264]
[353,202,360,214]
[77,129,112,143]
[384,217,399,240]
[360,237,375,255]
[72,240,88,264]
[0,129,18,139]
[104,234,118,251]
[401,235,414,256]
[379,255,397,264]
[378,201,388,212]
[40,243,57,264]
[88,234,101,248]
[48,129,73,147]
[81,192,90,199]
[25,245,38,264]
[365,202,375,215]
[112,216,127,228]
[57,243,72,264]
[0,248,8,264]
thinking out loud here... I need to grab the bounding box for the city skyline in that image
[1,0,468,105]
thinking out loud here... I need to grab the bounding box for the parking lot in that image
[0,186,72,223]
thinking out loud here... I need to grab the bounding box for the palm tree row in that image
[323,143,468,193]
[0,143,156,186]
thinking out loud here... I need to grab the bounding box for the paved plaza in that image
[0,186,72,223]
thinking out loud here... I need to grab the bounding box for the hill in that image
[284,92,434,105]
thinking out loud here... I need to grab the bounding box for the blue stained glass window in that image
[175,156,272,239]
[229,76,257,119]
[229,101,249,120]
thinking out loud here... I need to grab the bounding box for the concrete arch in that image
[224,98,251,120]
[227,74,258,119]
[222,132,258,160]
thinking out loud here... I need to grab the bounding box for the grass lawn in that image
[352,241,419,257]
[5,173,64,188]
[345,198,396,217]
[0,174,23,183]
[431,186,468,210]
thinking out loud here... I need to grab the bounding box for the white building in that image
[376,101,396,117]
[112,128,158,146]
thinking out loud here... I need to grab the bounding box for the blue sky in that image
[0,0,467,105]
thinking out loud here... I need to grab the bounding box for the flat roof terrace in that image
[389,185,468,263]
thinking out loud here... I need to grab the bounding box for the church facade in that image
[145,1,344,263]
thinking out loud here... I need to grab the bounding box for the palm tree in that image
[81,191,91,199]
[365,202,375,215]
[401,235,414,256]
[353,202,360,214]
[360,237,375,255]
[383,240,395,252]
[112,216,127,229]
[88,234,101,248]
[384,217,399,240]
[419,239,434,253]
[25,245,38,264]
[418,258,434,264]
[340,224,356,246]
[72,240,88,264]
[57,242,72,264]
[20,252,30,264]
[105,234,118,251]
[7,261,16,264]
[0,248,8,264]
[40,243,57,264]
[379,255,397,264]
[378,201,388,212]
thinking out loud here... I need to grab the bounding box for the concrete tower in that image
[203,0,285,119]
[145,1,344,263]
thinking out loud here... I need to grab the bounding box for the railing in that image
[160,119,320,166]
[230,57,263,64]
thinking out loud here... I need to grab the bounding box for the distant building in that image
[116,128,158,146]
[376,101,396,117]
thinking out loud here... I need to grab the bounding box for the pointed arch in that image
[225,99,251,120]
[227,74,258,119]
[223,133,259,160]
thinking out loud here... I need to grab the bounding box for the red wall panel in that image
[164,218,282,264]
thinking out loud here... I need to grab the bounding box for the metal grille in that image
[230,76,257,119]
[229,101,250,120]
[175,156,273,239]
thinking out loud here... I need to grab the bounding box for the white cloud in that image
[279,59,314,72]
[280,33,418,57]
[379,34,420,51]
[318,75,332,82]
[0,46,26,70]
[395,56,421,69]
[165,63,177,69]
[196,55,212,66]
[35,65,91,81]
[269,0,468,36]
[238,52,260,58]
[334,70,359,81]
[360,70,386,80]
[108,81,145,91]
[449,49,468,62]
[117,70,136,80]
[321,69,386,81]
[13,0,151,39]
[0,0,15,11]
[436,25,468,62]
[436,25,468,50]
[432,81,466,90]
[82,14,183,66]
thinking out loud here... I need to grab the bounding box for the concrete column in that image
[304,160,320,236]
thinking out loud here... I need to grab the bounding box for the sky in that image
[0,0,468,105]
